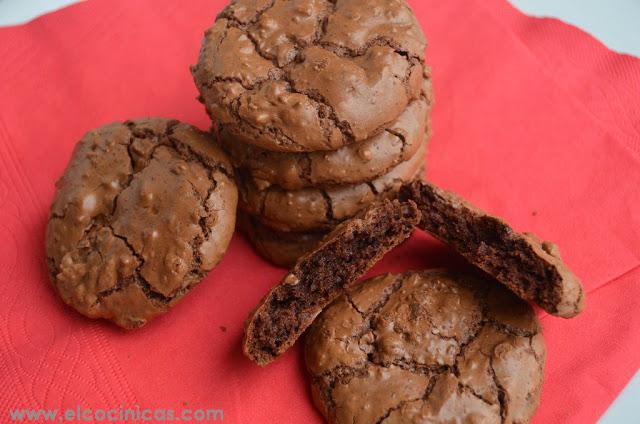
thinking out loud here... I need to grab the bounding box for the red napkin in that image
[0,0,638,422]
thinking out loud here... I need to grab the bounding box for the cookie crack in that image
[166,125,234,179]
[453,320,487,371]
[299,153,313,185]
[226,91,310,151]
[95,279,130,304]
[342,293,376,358]
[488,355,507,424]
[306,38,420,104]
[346,273,406,357]
[458,382,497,407]
[374,395,424,424]
[375,360,450,376]
[315,363,368,383]
[217,0,277,28]
[102,123,154,240]
[318,188,335,223]
[88,223,173,307]
[50,210,66,219]
[371,275,406,314]
[421,373,441,401]
[344,292,366,317]
[221,17,280,65]
[366,181,379,196]
[428,330,460,343]
[201,75,270,92]
[385,128,408,158]
[319,36,421,62]
[185,172,220,277]
[377,373,441,424]
[314,364,370,421]
[572,289,584,316]
[528,335,544,366]
[107,225,174,304]
[213,16,230,52]
[342,275,434,370]
[283,78,355,147]
[240,171,268,217]
[487,318,539,338]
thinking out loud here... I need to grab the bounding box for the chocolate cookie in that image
[400,180,585,318]
[238,211,326,267]
[243,199,420,365]
[46,119,238,329]
[192,0,427,152]
[306,270,545,424]
[220,96,431,190]
[239,139,426,232]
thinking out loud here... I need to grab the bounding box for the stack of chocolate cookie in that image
[192,0,433,266]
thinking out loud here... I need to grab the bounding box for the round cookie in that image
[46,118,238,329]
[192,0,427,152]
[220,97,431,190]
[238,139,426,232]
[305,270,546,424]
[238,212,326,267]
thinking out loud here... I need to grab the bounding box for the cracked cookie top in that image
[46,118,238,329]
[192,0,427,152]
[305,270,545,424]
[220,95,431,190]
[238,137,426,232]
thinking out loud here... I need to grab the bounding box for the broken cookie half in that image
[243,199,420,366]
[243,179,584,366]
[400,180,585,318]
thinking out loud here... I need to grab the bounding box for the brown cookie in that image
[400,180,585,318]
[305,270,545,424]
[192,0,427,152]
[220,96,431,190]
[46,118,238,329]
[243,199,420,366]
[239,139,426,232]
[237,211,326,268]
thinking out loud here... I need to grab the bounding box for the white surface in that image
[598,371,640,424]
[509,0,640,56]
[0,0,81,26]
[0,0,638,422]
[1,0,638,58]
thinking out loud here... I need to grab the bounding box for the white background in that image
[0,0,639,57]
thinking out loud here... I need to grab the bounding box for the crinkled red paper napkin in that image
[0,0,639,422]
